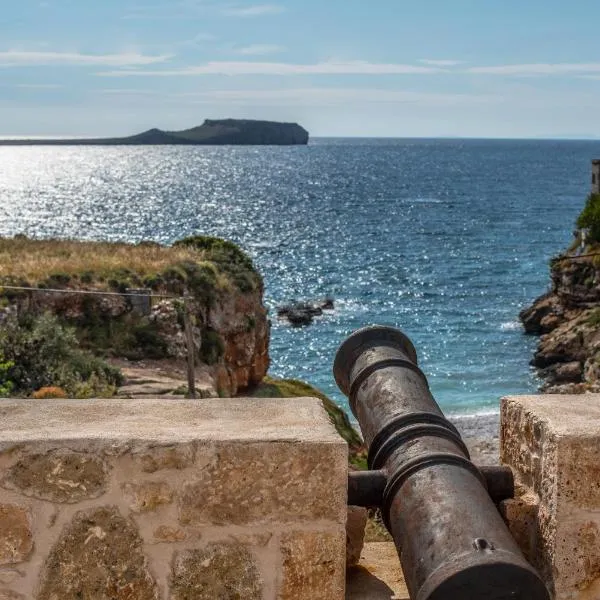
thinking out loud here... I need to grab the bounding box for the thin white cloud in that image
[176,87,497,107]
[236,44,285,56]
[14,83,63,89]
[97,60,442,77]
[99,88,164,95]
[222,4,284,17]
[467,63,600,75]
[0,51,172,67]
[419,59,463,67]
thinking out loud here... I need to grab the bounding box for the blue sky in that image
[2,0,600,137]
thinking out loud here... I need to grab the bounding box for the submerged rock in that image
[277,298,335,327]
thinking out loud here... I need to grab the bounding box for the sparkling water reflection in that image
[1,138,598,415]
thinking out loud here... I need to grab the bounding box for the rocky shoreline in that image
[520,250,600,393]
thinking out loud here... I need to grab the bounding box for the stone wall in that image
[0,397,347,599]
[501,395,600,600]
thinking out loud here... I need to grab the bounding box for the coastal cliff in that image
[0,235,362,456]
[520,193,600,392]
[0,119,309,146]
[0,236,269,397]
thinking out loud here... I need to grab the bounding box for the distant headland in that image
[0,119,310,146]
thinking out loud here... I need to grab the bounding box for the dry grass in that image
[0,237,204,284]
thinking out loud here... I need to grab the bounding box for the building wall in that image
[592,161,600,195]
[0,397,348,600]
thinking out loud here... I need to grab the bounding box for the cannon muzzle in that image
[334,325,549,600]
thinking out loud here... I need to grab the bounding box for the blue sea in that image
[1,138,599,417]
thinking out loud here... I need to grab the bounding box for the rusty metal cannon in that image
[334,325,549,600]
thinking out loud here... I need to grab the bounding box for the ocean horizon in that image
[1,137,599,416]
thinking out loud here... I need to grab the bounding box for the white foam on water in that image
[500,321,522,331]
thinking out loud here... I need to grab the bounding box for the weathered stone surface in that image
[2,451,106,503]
[153,525,187,543]
[279,531,345,600]
[0,590,25,600]
[346,507,367,567]
[123,481,173,513]
[0,398,341,447]
[138,445,196,473]
[0,572,21,586]
[169,543,262,600]
[179,442,346,526]
[501,395,600,599]
[500,490,541,570]
[37,506,157,600]
[0,505,32,566]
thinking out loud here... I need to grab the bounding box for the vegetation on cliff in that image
[576,194,600,244]
[0,313,121,397]
[0,235,268,396]
[521,194,600,392]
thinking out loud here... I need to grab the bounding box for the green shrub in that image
[0,352,14,397]
[577,194,600,244]
[0,312,122,396]
[175,235,261,293]
[587,308,600,327]
[200,329,225,365]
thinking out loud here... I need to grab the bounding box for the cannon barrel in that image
[334,325,549,600]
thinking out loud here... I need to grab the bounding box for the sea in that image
[1,138,599,418]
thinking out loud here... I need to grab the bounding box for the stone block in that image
[0,397,347,600]
[0,590,25,600]
[153,525,187,543]
[123,481,173,513]
[37,506,158,600]
[179,442,346,526]
[2,450,107,503]
[279,531,346,600]
[346,506,368,567]
[501,395,600,599]
[0,504,32,565]
[169,543,263,600]
[137,445,196,473]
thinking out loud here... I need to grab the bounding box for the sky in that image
[2,0,600,138]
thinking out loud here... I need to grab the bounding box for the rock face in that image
[0,236,270,397]
[520,254,600,392]
[0,119,310,146]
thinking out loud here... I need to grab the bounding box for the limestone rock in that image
[169,543,263,600]
[138,445,196,473]
[37,506,157,600]
[346,506,368,567]
[0,505,32,565]
[153,525,187,543]
[521,252,600,391]
[122,481,173,513]
[2,451,107,503]
[279,531,345,600]
[0,590,25,600]
[539,360,582,384]
[178,442,345,526]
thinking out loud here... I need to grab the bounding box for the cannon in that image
[334,325,549,600]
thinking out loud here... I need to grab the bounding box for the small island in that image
[0,119,309,146]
